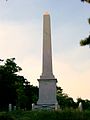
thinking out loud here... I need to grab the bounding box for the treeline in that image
[57,87,90,110]
[0,58,38,111]
[0,58,90,111]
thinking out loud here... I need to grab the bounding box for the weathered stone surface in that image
[37,13,58,109]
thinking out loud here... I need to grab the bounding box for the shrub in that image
[0,112,15,120]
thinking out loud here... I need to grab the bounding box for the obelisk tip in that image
[44,11,49,15]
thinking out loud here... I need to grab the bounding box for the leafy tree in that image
[0,58,39,111]
[80,35,90,46]
[0,58,26,111]
[15,76,27,110]
[30,85,39,104]
[80,0,90,46]
[81,0,90,3]
[57,86,76,109]
[77,97,90,110]
[24,81,39,110]
[0,59,15,110]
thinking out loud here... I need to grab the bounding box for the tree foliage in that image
[81,0,90,3]
[0,58,23,111]
[80,35,90,46]
[80,0,90,46]
[57,87,90,110]
[0,58,38,111]
[77,97,90,110]
[1,58,90,111]
[57,87,76,109]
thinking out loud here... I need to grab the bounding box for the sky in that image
[0,0,90,101]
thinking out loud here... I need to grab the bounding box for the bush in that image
[1,109,90,120]
[0,112,15,120]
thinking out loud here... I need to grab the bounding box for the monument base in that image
[33,78,58,110]
[32,103,59,110]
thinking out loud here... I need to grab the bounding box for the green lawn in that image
[0,109,90,120]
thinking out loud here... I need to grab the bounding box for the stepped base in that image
[32,103,59,110]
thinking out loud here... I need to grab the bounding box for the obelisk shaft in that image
[41,13,54,79]
[37,13,58,109]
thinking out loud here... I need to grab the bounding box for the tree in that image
[24,81,39,110]
[80,0,90,46]
[77,97,90,110]
[0,58,26,111]
[80,35,90,46]
[57,86,76,109]
[15,76,27,110]
[81,0,90,3]
[0,58,39,111]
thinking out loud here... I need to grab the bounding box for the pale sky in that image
[0,0,90,101]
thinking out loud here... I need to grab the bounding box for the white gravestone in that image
[9,104,12,111]
[78,102,83,111]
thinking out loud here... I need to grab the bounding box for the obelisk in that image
[37,12,58,109]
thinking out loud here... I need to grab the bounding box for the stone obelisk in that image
[37,12,58,109]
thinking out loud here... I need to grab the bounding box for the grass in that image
[0,109,90,120]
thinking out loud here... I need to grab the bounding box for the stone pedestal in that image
[37,79,58,109]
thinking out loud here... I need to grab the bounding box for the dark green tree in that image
[15,76,27,110]
[57,86,76,109]
[81,0,90,3]
[77,97,90,110]
[80,0,90,46]
[24,81,39,110]
[0,58,39,111]
[0,58,26,111]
